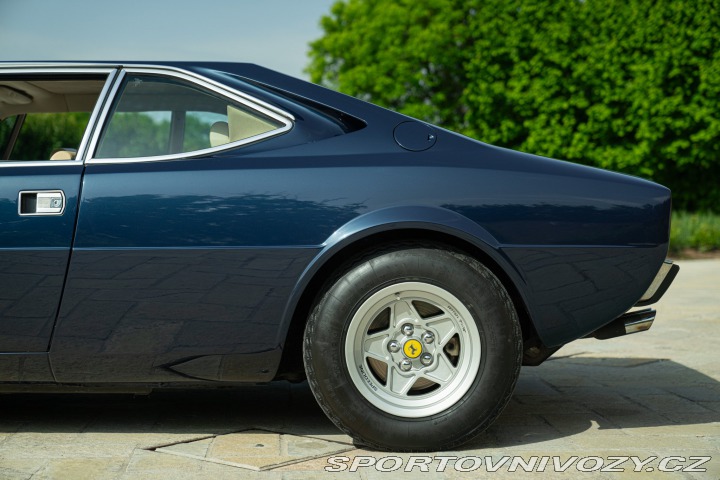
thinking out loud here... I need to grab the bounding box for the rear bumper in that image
[588,259,679,340]
[635,259,680,307]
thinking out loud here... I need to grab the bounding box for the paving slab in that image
[153,429,354,470]
[0,259,718,478]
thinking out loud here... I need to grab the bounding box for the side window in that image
[95,75,286,159]
[9,113,91,160]
[0,78,105,161]
[0,115,16,158]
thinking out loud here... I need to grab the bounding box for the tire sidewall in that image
[305,247,521,450]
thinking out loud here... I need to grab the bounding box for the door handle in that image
[18,190,66,216]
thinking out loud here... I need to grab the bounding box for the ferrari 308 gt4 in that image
[0,62,678,450]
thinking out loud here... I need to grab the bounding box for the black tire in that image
[303,245,522,451]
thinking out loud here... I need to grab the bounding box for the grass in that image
[670,211,720,254]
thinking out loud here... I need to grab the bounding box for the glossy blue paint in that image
[0,164,82,354]
[504,246,666,343]
[51,247,317,382]
[393,121,437,151]
[0,353,51,381]
[0,62,675,385]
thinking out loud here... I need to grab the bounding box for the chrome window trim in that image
[0,66,117,168]
[0,66,118,75]
[85,66,295,165]
[0,63,296,166]
[0,160,80,168]
[0,64,292,121]
[75,68,120,161]
[83,69,128,163]
[133,65,296,121]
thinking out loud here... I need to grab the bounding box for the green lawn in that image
[670,211,720,254]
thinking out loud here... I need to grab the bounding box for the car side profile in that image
[0,62,677,451]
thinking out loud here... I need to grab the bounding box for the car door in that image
[49,67,306,383]
[0,67,116,368]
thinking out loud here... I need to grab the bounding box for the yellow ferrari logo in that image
[403,339,422,359]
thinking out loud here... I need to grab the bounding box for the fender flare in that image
[274,205,530,347]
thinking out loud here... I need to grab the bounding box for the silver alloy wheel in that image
[344,282,482,418]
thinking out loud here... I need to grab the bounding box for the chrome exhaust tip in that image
[589,308,656,340]
[623,309,655,335]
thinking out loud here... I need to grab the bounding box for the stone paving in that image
[0,259,717,479]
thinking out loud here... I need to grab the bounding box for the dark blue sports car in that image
[0,61,678,451]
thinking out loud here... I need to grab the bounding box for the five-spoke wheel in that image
[345,282,481,417]
[303,245,522,451]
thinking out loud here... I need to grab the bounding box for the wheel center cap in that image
[403,339,422,359]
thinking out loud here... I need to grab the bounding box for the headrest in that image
[49,148,77,160]
[209,121,230,147]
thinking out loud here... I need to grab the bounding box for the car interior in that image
[1,74,285,162]
[0,77,105,161]
[94,75,283,158]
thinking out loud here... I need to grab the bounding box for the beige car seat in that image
[49,148,77,160]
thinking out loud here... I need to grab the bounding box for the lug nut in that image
[399,359,413,371]
[388,340,400,353]
[402,323,414,336]
[422,331,435,344]
[420,353,433,366]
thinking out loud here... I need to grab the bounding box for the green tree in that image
[8,112,90,160]
[308,0,720,211]
[98,112,171,158]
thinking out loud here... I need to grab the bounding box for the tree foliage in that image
[97,112,219,158]
[2,113,90,160]
[308,0,720,211]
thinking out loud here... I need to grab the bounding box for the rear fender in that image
[275,206,530,347]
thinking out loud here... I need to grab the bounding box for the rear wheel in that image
[303,245,522,451]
